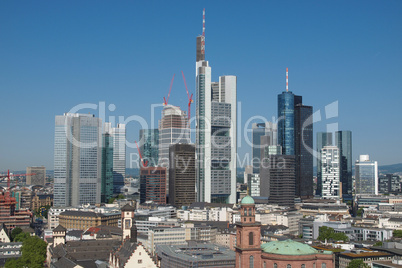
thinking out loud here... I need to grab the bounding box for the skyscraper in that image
[140,167,166,205]
[316,132,333,196]
[111,124,126,194]
[158,105,190,194]
[26,166,46,186]
[139,129,159,167]
[355,155,378,195]
[169,143,196,207]
[54,113,102,207]
[195,11,237,204]
[101,124,114,203]
[278,91,297,156]
[295,104,313,198]
[321,146,340,199]
[335,131,352,196]
[251,122,277,174]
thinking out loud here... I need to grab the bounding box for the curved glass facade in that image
[278,91,295,155]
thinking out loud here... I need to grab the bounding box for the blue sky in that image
[1,1,401,171]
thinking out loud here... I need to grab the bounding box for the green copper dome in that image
[241,195,255,205]
[261,240,325,255]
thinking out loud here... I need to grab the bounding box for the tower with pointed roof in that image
[121,204,135,239]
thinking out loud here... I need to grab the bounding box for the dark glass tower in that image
[335,131,352,196]
[278,91,295,155]
[316,132,333,196]
[252,123,267,174]
[101,133,114,203]
[295,104,313,198]
[139,129,159,167]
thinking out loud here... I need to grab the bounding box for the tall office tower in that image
[321,146,340,199]
[244,165,253,184]
[101,123,114,203]
[159,105,190,194]
[251,122,277,174]
[335,131,352,196]
[247,173,260,197]
[26,166,46,185]
[169,143,196,207]
[195,11,237,203]
[54,113,102,207]
[316,132,333,196]
[355,155,378,195]
[139,129,159,167]
[140,167,166,204]
[111,124,126,194]
[379,174,401,194]
[295,104,313,199]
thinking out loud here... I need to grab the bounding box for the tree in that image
[318,226,348,242]
[356,208,364,217]
[14,232,30,242]
[10,227,22,241]
[5,236,47,268]
[373,241,383,247]
[332,232,349,242]
[347,259,370,268]
[393,230,402,238]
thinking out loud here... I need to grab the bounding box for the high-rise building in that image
[111,124,126,194]
[247,173,260,197]
[168,143,196,207]
[251,122,277,174]
[26,166,46,186]
[195,17,237,204]
[321,146,340,199]
[159,105,190,195]
[355,155,378,195]
[379,174,401,194]
[335,131,352,196]
[295,104,313,199]
[54,113,102,207]
[139,129,159,167]
[244,165,253,184]
[101,124,114,203]
[316,132,333,196]
[140,167,166,205]
[278,91,296,156]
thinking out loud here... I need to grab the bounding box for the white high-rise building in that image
[111,123,126,193]
[196,32,237,203]
[321,146,340,199]
[54,113,102,207]
[355,155,378,195]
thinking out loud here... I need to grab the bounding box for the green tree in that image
[373,241,383,247]
[318,226,348,242]
[108,197,116,203]
[347,259,370,268]
[357,208,364,217]
[117,194,125,199]
[10,227,22,241]
[14,232,30,242]
[6,236,47,268]
[393,230,402,238]
[332,232,349,242]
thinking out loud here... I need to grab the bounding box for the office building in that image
[252,122,277,174]
[335,131,352,196]
[54,113,102,207]
[321,146,340,199]
[101,124,114,203]
[26,166,46,186]
[195,20,237,203]
[379,174,401,194]
[111,124,126,194]
[169,143,196,208]
[355,155,378,195]
[140,167,166,204]
[247,173,260,197]
[316,132,333,196]
[139,129,159,167]
[159,105,190,194]
[295,104,313,199]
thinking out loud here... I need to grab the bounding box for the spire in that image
[286,67,289,92]
[201,9,205,56]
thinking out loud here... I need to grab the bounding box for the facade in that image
[139,129,159,167]
[248,173,261,197]
[30,194,53,211]
[111,123,126,194]
[196,57,237,204]
[316,132,333,196]
[26,166,46,185]
[355,155,378,195]
[147,226,187,254]
[379,174,401,193]
[54,113,102,207]
[252,122,277,174]
[339,250,392,268]
[169,143,196,207]
[321,146,340,199]
[295,104,313,199]
[335,131,353,196]
[58,210,120,230]
[140,167,167,204]
[101,123,114,203]
[0,193,31,230]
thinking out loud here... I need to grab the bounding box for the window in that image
[239,255,241,268]
[249,232,254,245]
[302,265,305,268]
[138,260,142,264]
[250,256,254,268]
[321,263,326,268]
[274,263,278,268]
[287,265,292,268]
[264,262,266,268]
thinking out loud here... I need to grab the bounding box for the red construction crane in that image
[181,71,193,123]
[0,170,36,198]
[163,74,175,106]
[135,141,148,167]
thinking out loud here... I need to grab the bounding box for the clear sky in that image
[1,0,401,171]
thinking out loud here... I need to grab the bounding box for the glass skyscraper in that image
[101,129,113,203]
[139,129,159,167]
[54,113,102,207]
[111,124,126,194]
[316,132,333,196]
[335,130,352,196]
[251,122,277,174]
[355,155,378,195]
[278,91,296,155]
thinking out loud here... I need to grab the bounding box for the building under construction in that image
[0,192,31,230]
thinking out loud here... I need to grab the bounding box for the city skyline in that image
[1,1,402,170]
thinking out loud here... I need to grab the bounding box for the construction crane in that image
[135,141,148,168]
[0,170,36,199]
[163,74,176,106]
[181,71,193,123]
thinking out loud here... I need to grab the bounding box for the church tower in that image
[121,203,135,239]
[235,196,262,268]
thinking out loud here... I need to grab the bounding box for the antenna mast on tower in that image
[286,67,289,92]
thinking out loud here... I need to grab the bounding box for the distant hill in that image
[378,163,402,175]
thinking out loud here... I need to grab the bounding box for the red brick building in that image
[236,196,334,268]
[140,167,166,205]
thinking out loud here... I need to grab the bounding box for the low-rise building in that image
[339,249,393,268]
[59,210,120,230]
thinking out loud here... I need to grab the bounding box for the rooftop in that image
[261,239,332,255]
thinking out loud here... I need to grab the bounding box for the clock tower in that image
[121,203,135,239]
